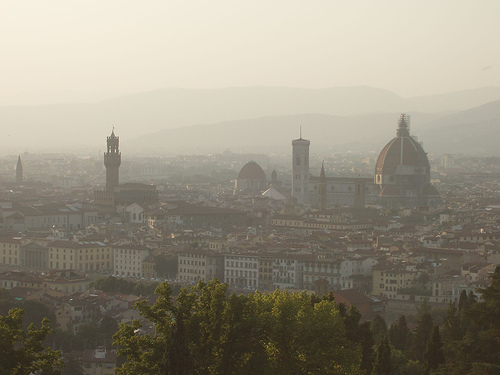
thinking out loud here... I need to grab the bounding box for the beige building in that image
[44,271,91,294]
[48,241,112,272]
[177,250,224,283]
[372,264,418,299]
[258,255,274,291]
[142,256,157,279]
[0,237,21,266]
[113,244,151,277]
[178,250,209,283]
[0,270,90,294]
[270,215,373,233]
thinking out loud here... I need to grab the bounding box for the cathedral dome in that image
[374,114,440,208]
[237,161,266,180]
[375,114,430,180]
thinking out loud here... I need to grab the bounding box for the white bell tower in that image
[292,128,310,205]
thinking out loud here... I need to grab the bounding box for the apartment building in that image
[48,241,112,272]
[258,255,274,291]
[113,244,151,278]
[178,250,224,283]
[273,256,308,290]
[224,254,259,288]
[372,263,418,299]
[0,237,21,266]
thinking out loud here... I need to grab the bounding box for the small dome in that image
[237,161,266,180]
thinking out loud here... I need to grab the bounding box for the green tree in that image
[213,293,269,375]
[441,302,462,341]
[437,267,500,373]
[370,315,387,345]
[424,326,444,375]
[114,281,364,375]
[0,308,63,375]
[100,316,119,348]
[457,290,467,312]
[410,312,433,362]
[388,315,411,352]
[373,336,391,375]
[358,321,375,375]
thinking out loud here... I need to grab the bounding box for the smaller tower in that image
[292,128,310,205]
[318,162,327,211]
[16,155,23,186]
[104,128,121,192]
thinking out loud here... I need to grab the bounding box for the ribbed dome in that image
[376,115,430,177]
[237,161,266,180]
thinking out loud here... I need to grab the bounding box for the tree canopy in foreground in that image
[0,308,63,375]
[114,280,372,375]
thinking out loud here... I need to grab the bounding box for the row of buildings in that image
[0,237,155,278]
[177,248,377,293]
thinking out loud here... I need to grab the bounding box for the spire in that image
[16,155,23,185]
[319,161,326,182]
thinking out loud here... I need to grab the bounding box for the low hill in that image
[2,86,500,154]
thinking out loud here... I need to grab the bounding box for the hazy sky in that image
[1,0,499,104]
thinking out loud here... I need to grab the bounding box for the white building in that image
[273,256,306,290]
[224,254,259,289]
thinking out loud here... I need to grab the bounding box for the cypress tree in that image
[424,325,445,374]
[388,314,410,351]
[373,335,392,375]
[371,315,387,345]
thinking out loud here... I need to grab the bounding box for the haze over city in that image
[3,2,500,374]
[1,1,500,155]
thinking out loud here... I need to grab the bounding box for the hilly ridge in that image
[1,86,499,154]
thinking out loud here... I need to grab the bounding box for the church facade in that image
[291,135,379,209]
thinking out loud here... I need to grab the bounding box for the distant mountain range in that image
[1,86,499,155]
[420,100,500,156]
[128,100,500,156]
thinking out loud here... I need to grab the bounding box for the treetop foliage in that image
[113,280,373,375]
[0,308,63,375]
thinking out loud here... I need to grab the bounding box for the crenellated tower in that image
[104,128,121,192]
